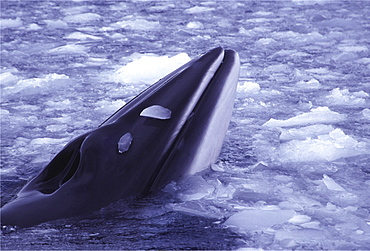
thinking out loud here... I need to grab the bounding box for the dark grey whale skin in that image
[0,47,240,228]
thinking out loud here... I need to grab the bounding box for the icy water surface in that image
[1,0,370,250]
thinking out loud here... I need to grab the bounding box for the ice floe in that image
[184,6,215,14]
[48,44,88,55]
[237,81,261,95]
[0,17,22,29]
[109,18,160,31]
[276,128,366,162]
[225,207,296,232]
[65,32,102,40]
[322,174,346,192]
[45,20,68,29]
[324,88,368,107]
[263,107,346,127]
[112,53,190,84]
[186,21,204,29]
[63,13,101,24]
[3,73,70,95]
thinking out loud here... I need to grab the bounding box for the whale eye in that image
[140,105,171,120]
[118,132,133,153]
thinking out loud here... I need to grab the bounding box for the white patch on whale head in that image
[118,132,133,153]
[140,105,172,120]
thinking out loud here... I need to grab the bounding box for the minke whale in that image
[1,47,240,227]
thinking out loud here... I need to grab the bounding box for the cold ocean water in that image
[1,0,370,250]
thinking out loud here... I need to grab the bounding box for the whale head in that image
[0,47,240,227]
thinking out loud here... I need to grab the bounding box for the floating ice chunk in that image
[264,64,291,74]
[85,57,109,67]
[338,45,368,53]
[167,201,223,219]
[301,221,321,229]
[253,11,274,16]
[292,0,332,5]
[214,184,235,199]
[325,88,368,106]
[118,133,133,153]
[94,99,127,114]
[288,214,311,224]
[45,20,68,29]
[296,78,322,89]
[29,23,42,30]
[3,73,69,95]
[63,13,101,23]
[30,137,69,146]
[263,107,346,127]
[48,44,87,55]
[113,53,190,84]
[248,17,271,24]
[274,175,292,182]
[46,124,68,132]
[322,174,346,191]
[272,31,327,44]
[210,163,225,172]
[45,99,72,109]
[320,17,361,30]
[112,19,160,31]
[65,32,102,40]
[332,52,359,63]
[274,229,327,249]
[186,21,203,29]
[140,105,171,120]
[362,108,370,119]
[0,17,22,29]
[277,128,365,162]
[0,72,19,86]
[306,67,330,75]
[255,38,277,46]
[356,58,370,65]
[177,176,215,201]
[237,81,260,95]
[184,6,215,14]
[224,208,296,232]
[280,124,335,141]
[0,109,10,115]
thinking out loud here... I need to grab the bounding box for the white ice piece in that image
[184,6,215,14]
[63,13,101,24]
[113,53,190,84]
[277,128,365,162]
[325,88,368,106]
[279,124,334,141]
[288,214,312,224]
[112,19,160,31]
[0,17,22,29]
[263,107,346,127]
[362,108,370,119]
[118,133,133,153]
[237,81,261,95]
[322,174,346,191]
[186,21,204,29]
[224,209,296,232]
[140,105,172,120]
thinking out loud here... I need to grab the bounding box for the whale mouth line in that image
[36,138,84,194]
